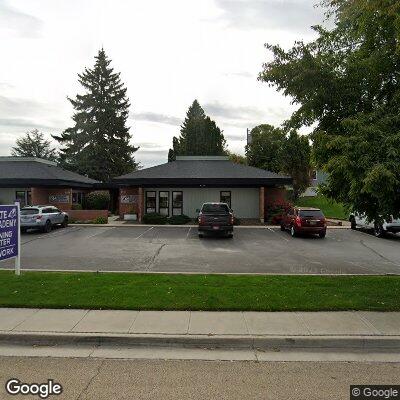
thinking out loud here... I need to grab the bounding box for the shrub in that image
[93,216,108,224]
[86,191,110,210]
[143,213,167,225]
[265,200,293,225]
[168,214,191,225]
[71,203,83,210]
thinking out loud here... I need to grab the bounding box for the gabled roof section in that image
[0,157,99,187]
[113,157,292,187]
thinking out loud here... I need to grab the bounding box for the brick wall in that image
[67,209,108,222]
[30,187,73,211]
[119,187,139,217]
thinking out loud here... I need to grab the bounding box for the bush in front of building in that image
[265,200,292,225]
[93,216,108,224]
[167,214,191,225]
[86,191,110,210]
[71,203,83,210]
[143,213,167,225]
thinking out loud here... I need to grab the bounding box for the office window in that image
[172,191,183,216]
[72,192,84,204]
[15,191,27,207]
[146,191,156,214]
[158,191,169,216]
[220,191,231,208]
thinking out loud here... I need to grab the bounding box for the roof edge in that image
[0,157,57,166]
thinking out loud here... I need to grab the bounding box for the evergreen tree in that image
[168,100,226,160]
[53,49,138,181]
[12,129,57,161]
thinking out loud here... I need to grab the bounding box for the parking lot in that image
[2,225,399,275]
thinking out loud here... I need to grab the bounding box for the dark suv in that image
[198,202,234,238]
[281,207,327,238]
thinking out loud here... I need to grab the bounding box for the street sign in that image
[0,203,21,275]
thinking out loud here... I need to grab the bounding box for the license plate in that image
[212,226,220,230]
[309,221,317,225]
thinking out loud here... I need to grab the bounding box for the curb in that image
[1,332,399,350]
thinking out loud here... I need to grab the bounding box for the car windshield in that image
[299,210,324,218]
[201,204,230,213]
[21,208,39,215]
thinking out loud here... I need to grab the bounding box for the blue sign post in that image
[0,203,21,275]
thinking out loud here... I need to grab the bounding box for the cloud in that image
[0,0,42,37]
[132,112,181,126]
[214,0,325,33]
[223,71,254,78]
[0,118,55,130]
[204,102,265,121]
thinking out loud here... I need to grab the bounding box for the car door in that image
[53,207,64,223]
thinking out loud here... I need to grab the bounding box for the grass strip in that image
[0,271,399,311]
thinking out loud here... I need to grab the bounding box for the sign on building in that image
[0,204,21,275]
[120,195,138,204]
[49,194,70,203]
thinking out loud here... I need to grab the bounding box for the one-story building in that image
[0,157,98,210]
[113,156,292,222]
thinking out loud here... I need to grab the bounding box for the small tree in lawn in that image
[53,48,139,181]
[12,129,57,161]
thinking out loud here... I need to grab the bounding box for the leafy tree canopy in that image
[168,100,226,161]
[259,0,400,221]
[12,129,57,161]
[246,124,311,199]
[53,49,138,181]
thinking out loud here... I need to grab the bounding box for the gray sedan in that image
[20,205,69,233]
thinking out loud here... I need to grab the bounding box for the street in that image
[0,356,399,399]
[2,225,400,274]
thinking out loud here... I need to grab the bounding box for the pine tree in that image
[12,129,57,161]
[168,100,226,160]
[53,49,138,181]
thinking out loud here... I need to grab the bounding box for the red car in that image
[281,207,327,238]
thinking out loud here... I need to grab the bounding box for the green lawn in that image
[0,271,399,311]
[296,195,347,220]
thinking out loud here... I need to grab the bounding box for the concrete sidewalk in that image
[1,309,400,348]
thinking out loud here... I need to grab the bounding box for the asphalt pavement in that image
[2,225,400,274]
[1,357,399,399]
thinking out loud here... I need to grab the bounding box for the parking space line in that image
[87,227,116,238]
[186,227,192,239]
[267,227,289,242]
[135,226,154,240]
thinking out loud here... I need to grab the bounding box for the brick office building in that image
[0,157,98,210]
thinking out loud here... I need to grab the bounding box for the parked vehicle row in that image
[20,206,69,233]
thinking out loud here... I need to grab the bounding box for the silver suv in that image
[20,205,69,233]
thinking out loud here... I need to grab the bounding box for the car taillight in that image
[321,218,326,226]
[198,214,205,224]
[230,214,234,224]
[295,216,302,226]
[36,215,42,220]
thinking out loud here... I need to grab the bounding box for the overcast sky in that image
[0,0,326,167]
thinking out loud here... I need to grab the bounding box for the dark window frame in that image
[15,190,27,207]
[145,191,156,214]
[158,191,170,217]
[220,190,232,208]
[172,191,183,216]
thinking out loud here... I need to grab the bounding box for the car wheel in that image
[280,223,285,231]
[43,220,52,233]
[374,223,385,238]
[227,233,233,238]
[61,217,68,228]
[319,230,326,239]
[20,227,27,234]
[290,226,297,237]
[198,233,204,238]
[350,217,357,230]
